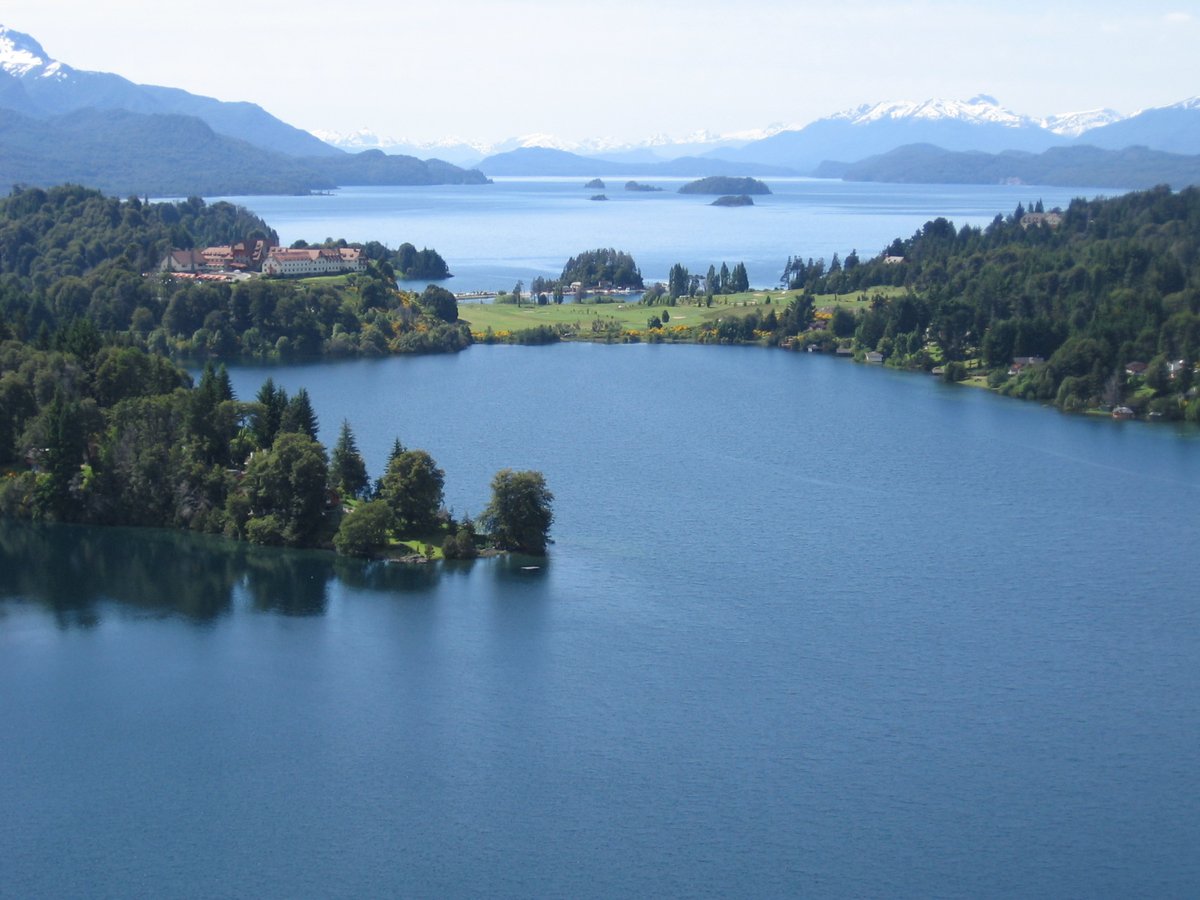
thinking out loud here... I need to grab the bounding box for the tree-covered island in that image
[679,176,771,195]
[711,194,754,207]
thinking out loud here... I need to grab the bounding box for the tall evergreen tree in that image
[252,378,287,449]
[280,388,319,440]
[330,420,369,500]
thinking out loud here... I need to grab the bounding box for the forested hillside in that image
[0,185,469,359]
[787,185,1200,418]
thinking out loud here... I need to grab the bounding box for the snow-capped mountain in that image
[315,123,801,167]
[1042,108,1124,137]
[830,94,1040,129]
[317,95,1152,175]
[0,24,338,157]
[1071,96,1200,155]
[0,26,69,80]
[709,95,1071,171]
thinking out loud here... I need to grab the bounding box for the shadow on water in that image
[0,520,545,629]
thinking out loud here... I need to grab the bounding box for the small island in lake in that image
[590,194,608,201]
[585,178,605,189]
[680,176,771,195]
[711,194,755,207]
[625,181,663,192]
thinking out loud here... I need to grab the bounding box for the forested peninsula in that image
[464,187,1200,422]
[0,347,553,558]
[0,185,471,359]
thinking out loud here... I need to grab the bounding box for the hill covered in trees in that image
[786,186,1200,419]
[558,248,644,289]
[0,185,469,359]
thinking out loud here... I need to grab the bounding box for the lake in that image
[3,344,1199,898]
[214,178,1120,293]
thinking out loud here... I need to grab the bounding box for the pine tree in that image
[252,378,287,448]
[330,420,369,500]
[280,388,319,440]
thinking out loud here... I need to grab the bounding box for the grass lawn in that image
[458,286,904,337]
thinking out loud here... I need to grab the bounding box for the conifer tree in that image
[330,420,369,500]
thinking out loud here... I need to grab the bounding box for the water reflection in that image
[0,520,519,628]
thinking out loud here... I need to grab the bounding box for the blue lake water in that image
[215,178,1119,292]
[3,344,1199,898]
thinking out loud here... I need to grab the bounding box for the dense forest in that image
[780,186,1200,420]
[0,185,470,359]
[0,343,552,556]
[0,183,553,556]
[557,248,645,290]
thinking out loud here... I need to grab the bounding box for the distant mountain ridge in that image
[0,107,488,196]
[339,95,1198,178]
[3,23,1197,189]
[0,25,339,157]
[815,143,1200,190]
[476,147,797,177]
[0,25,491,195]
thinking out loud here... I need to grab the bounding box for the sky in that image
[1,0,1197,145]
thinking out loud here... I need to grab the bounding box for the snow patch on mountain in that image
[317,123,799,159]
[1141,96,1200,114]
[1041,108,1124,136]
[0,26,71,80]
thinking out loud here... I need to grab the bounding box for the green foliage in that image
[481,469,554,555]
[559,249,644,289]
[280,388,319,440]
[441,521,479,560]
[239,432,329,547]
[419,284,459,323]
[334,500,396,557]
[377,449,445,533]
[798,186,1200,412]
[0,186,468,361]
[330,421,369,500]
[392,242,451,279]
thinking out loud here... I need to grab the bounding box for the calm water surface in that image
[3,345,1198,898]
[213,179,1118,292]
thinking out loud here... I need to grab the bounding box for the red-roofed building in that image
[262,246,367,277]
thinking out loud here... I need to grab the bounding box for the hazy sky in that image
[2,0,1197,144]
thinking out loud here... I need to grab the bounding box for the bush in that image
[334,500,395,557]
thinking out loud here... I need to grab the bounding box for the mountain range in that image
[321,94,1200,183]
[0,26,336,158]
[815,143,1200,190]
[2,23,1199,192]
[0,25,487,195]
